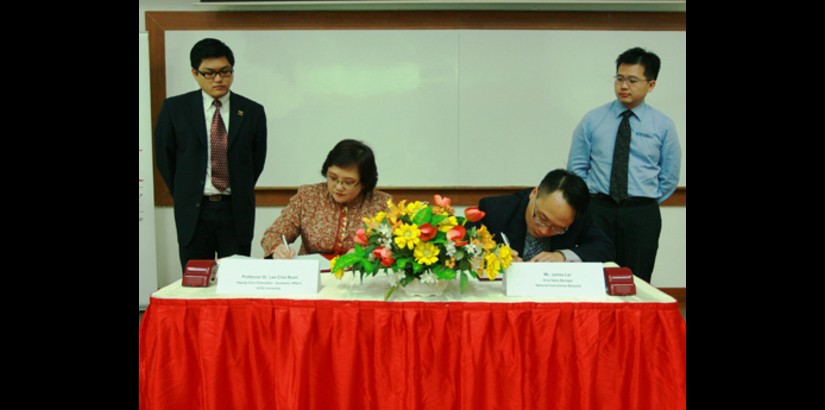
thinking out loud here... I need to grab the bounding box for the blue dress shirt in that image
[567,100,682,203]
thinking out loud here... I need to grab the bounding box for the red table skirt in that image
[139,298,686,410]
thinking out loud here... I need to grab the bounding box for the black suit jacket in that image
[155,90,267,246]
[467,189,614,262]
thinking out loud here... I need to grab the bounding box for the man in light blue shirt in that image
[567,47,681,283]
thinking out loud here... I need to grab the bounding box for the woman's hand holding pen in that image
[271,243,295,259]
[271,235,295,259]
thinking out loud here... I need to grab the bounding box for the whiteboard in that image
[165,30,685,187]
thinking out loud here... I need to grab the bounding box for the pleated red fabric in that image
[140,299,686,410]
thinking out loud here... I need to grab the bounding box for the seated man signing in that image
[467,169,614,263]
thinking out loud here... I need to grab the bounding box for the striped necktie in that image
[210,99,229,191]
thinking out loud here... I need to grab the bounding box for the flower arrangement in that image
[330,194,513,300]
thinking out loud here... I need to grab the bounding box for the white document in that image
[296,253,332,272]
[216,258,321,295]
[503,262,606,298]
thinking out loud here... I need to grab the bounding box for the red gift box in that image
[604,267,637,296]
[182,259,217,287]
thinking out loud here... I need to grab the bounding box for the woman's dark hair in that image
[190,38,235,70]
[321,139,378,200]
[538,169,590,218]
[616,47,660,81]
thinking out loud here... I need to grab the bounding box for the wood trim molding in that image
[661,187,685,207]
[658,287,686,302]
[154,186,685,207]
[146,10,686,208]
[145,10,686,32]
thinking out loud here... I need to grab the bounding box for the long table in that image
[139,271,686,410]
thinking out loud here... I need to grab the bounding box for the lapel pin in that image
[238,110,244,117]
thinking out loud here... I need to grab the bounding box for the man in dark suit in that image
[468,169,614,263]
[155,38,267,271]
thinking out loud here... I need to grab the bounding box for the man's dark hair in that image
[190,38,235,70]
[537,169,590,217]
[616,47,661,81]
[321,139,379,201]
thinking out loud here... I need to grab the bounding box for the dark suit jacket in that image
[467,189,614,262]
[155,90,267,246]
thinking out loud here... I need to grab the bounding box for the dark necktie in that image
[210,99,229,192]
[522,234,545,261]
[609,110,633,203]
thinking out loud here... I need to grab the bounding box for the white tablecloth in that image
[152,269,674,304]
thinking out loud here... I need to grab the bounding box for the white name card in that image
[503,262,605,298]
[216,259,320,295]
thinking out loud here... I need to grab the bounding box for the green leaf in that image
[430,214,448,226]
[400,275,415,287]
[429,234,448,245]
[454,250,466,261]
[412,207,433,226]
[460,272,469,293]
[396,258,410,270]
[433,265,456,280]
[332,253,364,271]
[412,261,423,274]
[361,259,375,274]
[354,244,368,257]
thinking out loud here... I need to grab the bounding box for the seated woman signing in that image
[261,139,391,259]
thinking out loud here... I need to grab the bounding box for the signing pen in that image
[281,235,292,259]
[500,232,511,248]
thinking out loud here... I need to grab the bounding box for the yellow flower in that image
[405,201,427,217]
[393,223,421,250]
[414,242,440,265]
[438,216,458,232]
[386,199,408,224]
[484,252,502,280]
[362,211,387,230]
[499,245,513,269]
[476,226,496,251]
[329,256,345,279]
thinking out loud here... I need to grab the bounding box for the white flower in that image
[379,237,394,249]
[420,270,438,284]
[445,241,457,257]
[469,257,483,272]
[378,223,393,238]
[464,243,481,257]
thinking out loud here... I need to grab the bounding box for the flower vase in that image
[400,278,449,297]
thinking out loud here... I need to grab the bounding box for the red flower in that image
[433,194,451,208]
[447,225,468,246]
[354,228,369,246]
[373,247,396,267]
[419,223,437,241]
[464,206,486,223]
